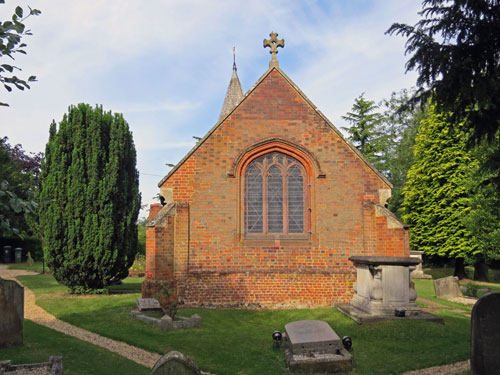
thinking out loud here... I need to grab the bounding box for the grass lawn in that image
[0,320,149,375]
[15,273,473,375]
[8,261,47,273]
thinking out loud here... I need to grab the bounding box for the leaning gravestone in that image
[0,277,24,347]
[137,298,162,311]
[471,293,500,375]
[433,276,462,299]
[151,351,201,375]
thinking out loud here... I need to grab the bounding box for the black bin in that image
[3,246,12,263]
[15,247,23,263]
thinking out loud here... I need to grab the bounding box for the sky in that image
[1,0,422,219]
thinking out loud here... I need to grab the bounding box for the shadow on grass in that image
[0,320,149,375]
[15,273,472,375]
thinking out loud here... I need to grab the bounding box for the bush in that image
[39,104,140,292]
[463,282,480,298]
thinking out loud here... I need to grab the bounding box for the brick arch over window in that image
[229,138,325,178]
[236,141,316,238]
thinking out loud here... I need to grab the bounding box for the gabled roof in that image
[158,66,392,188]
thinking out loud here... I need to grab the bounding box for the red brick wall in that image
[144,68,409,307]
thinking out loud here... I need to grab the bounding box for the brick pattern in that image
[144,68,409,307]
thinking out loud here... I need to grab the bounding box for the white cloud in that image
[1,0,424,217]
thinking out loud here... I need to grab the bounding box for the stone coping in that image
[349,256,421,266]
[336,303,444,325]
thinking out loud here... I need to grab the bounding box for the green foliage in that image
[149,279,179,319]
[402,104,478,259]
[0,2,41,106]
[137,218,146,254]
[39,103,141,292]
[342,93,386,171]
[387,0,500,142]
[463,282,480,298]
[0,137,42,238]
[462,135,500,263]
[380,89,426,217]
[26,250,34,266]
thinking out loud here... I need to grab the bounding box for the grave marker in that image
[433,276,462,299]
[151,351,201,375]
[136,298,162,311]
[471,293,500,375]
[0,277,24,347]
[283,320,353,373]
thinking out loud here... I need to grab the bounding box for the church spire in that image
[219,47,244,121]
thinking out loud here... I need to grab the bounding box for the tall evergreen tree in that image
[380,90,426,217]
[342,93,386,172]
[402,104,478,277]
[39,104,140,292]
[462,134,500,281]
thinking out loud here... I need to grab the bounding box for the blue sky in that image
[1,0,421,218]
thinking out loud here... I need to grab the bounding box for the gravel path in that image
[1,265,470,374]
[0,265,161,368]
[402,360,470,375]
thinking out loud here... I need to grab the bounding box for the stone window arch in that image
[242,151,311,238]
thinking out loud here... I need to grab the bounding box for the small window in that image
[244,152,307,235]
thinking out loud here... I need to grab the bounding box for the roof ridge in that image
[158,66,392,189]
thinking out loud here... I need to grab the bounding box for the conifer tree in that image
[402,104,478,277]
[342,93,386,173]
[39,104,140,292]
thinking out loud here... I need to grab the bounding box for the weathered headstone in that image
[0,277,24,347]
[471,293,500,375]
[151,351,201,375]
[433,276,462,299]
[283,320,353,373]
[409,251,431,279]
[137,298,162,311]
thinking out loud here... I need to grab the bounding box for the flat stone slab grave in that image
[283,320,352,373]
[336,303,444,325]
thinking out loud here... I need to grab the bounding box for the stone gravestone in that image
[433,276,462,299]
[283,320,353,373]
[0,278,24,347]
[471,293,500,375]
[137,298,162,311]
[151,351,201,375]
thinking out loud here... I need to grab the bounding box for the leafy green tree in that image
[402,104,478,278]
[387,0,500,142]
[342,93,386,172]
[462,135,500,281]
[39,104,140,292]
[0,1,41,106]
[380,90,427,217]
[0,137,38,237]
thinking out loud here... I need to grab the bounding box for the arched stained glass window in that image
[244,152,307,235]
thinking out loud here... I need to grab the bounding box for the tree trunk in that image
[473,261,489,282]
[454,258,468,280]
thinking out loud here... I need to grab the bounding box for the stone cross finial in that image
[263,32,284,68]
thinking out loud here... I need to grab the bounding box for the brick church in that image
[143,33,410,308]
